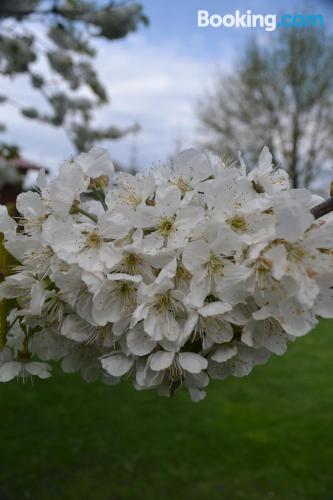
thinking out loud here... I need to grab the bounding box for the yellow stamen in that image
[124,253,142,275]
[176,262,191,283]
[227,215,247,233]
[209,253,224,272]
[158,217,175,236]
[154,293,174,314]
[173,177,193,193]
[86,231,103,249]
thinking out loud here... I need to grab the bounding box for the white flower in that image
[61,314,114,346]
[242,318,288,355]
[89,273,142,326]
[16,191,46,234]
[208,344,270,379]
[184,301,233,348]
[0,204,17,239]
[314,278,333,317]
[153,148,213,192]
[253,298,317,337]
[134,350,208,397]
[183,239,251,307]
[101,352,134,377]
[0,145,331,401]
[106,171,155,211]
[149,350,207,374]
[0,360,52,382]
[30,328,69,360]
[75,147,115,179]
[131,260,186,343]
[45,162,88,217]
[0,272,47,316]
[42,213,128,272]
[61,344,102,382]
[273,190,314,243]
[135,184,205,250]
[126,323,157,356]
[248,146,289,194]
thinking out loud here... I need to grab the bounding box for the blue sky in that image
[139,0,333,60]
[1,0,333,173]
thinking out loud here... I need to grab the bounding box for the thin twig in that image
[5,316,19,335]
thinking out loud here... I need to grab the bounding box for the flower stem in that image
[94,189,108,212]
[77,207,98,223]
[0,301,7,351]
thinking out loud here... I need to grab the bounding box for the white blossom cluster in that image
[0,147,332,401]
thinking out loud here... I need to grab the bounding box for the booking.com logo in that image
[198,10,324,31]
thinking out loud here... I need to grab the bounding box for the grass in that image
[0,320,333,500]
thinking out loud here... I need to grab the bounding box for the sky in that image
[1,0,333,173]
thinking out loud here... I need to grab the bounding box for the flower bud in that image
[89,175,109,191]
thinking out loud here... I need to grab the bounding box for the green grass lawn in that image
[0,320,333,500]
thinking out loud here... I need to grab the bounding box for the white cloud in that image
[94,35,223,169]
[0,32,227,172]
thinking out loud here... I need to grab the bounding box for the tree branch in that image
[0,6,89,18]
[311,197,333,219]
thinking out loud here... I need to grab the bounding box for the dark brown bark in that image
[289,112,300,188]
[311,197,333,219]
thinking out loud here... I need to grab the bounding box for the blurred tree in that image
[198,28,333,188]
[0,0,148,152]
[0,141,52,207]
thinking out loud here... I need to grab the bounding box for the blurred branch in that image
[198,29,333,190]
[311,197,333,219]
[0,1,147,153]
[0,5,95,18]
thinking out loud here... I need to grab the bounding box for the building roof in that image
[7,157,49,173]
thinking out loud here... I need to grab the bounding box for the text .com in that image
[198,10,324,32]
